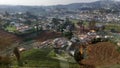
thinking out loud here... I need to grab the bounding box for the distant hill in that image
[52,0,120,10]
[0,0,120,15]
[0,5,46,15]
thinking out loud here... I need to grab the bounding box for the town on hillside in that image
[0,0,120,68]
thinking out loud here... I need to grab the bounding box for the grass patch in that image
[21,48,60,67]
[11,48,80,68]
[5,25,16,32]
[105,23,120,32]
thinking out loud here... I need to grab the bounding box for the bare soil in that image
[0,29,22,50]
[80,42,120,68]
[36,31,62,42]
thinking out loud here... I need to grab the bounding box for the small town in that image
[0,0,120,68]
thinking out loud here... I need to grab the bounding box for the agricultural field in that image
[36,31,62,42]
[79,42,120,68]
[5,25,17,32]
[11,48,80,68]
[105,23,120,32]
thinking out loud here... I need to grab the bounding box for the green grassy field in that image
[105,23,120,32]
[5,25,16,32]
[11,48,80,68]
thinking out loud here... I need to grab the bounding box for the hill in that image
[79,42,120,68]
[0,0,120,14]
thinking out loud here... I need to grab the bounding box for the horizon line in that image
[0,1,98,6]
[0,0,119,6]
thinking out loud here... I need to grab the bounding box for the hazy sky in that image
[0,0,99,6]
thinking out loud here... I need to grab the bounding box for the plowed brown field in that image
[0,29,22,50]
[80,42,120,68]
[36,31,62,42]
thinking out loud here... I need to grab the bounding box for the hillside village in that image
[0,11,120,68]
[0,0,120,68]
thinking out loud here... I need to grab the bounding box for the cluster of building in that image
[78,10,120,23]
[0,10,119,56]
[0,12,37,32]
[42,9,120,23]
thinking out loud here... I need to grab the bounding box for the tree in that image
[5,11,9,17]
[13,47,20,60]
[13,47,23,66]
[64,18,75,31]
[34,23,40,35]
[25,20,32,25]
[89,20,96,30]
[77,21,83,26]
[64,18,71,26]
[63,31,73,39]
[77,21,85,33]
[52,18,60,25]
[74,47,84,64]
